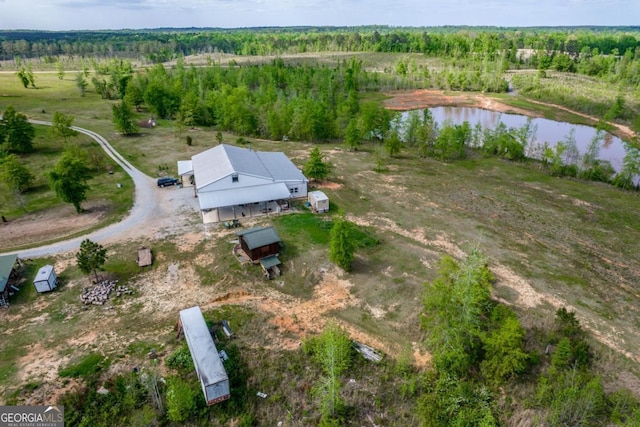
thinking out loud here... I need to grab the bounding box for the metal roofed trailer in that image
[178,306,230,405]
[33,265,58,293]
[308,190,329,213]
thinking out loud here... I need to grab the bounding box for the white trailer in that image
[178,306,230,405]
[33,265,58,293]
[308,190,329,213]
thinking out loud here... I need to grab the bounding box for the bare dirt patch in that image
[0,202,108,249]
[383,89,532,117]
[314,180,343,190]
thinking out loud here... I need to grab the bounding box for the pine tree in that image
[329,213,355,271]
[304,147,331,181]
[76,239,107,282]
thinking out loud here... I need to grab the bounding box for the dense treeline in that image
[3,27,640,123]
[1,26,638,63]
[108,58,395,142]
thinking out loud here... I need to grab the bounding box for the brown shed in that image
[237,226,282,262]
[136,247,153,267]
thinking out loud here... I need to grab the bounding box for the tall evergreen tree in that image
[76,239,107,283]
[304,147,331,181]
[343,118,362,151]
[329,213,355,271]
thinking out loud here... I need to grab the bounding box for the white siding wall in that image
[202,210,219,224]
[198,173,273,193]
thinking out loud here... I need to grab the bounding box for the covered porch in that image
[198,183,292,224]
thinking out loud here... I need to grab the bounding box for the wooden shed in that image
[237,226,282,262]
[136,247,153,268]
[0,254,21,307]
[177,306,230,406]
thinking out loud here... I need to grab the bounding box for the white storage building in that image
[308,190,329,213]
[33,265,58,293]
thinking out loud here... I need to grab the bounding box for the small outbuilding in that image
[177,306,230,406]
[308,190,329,213]
[136,247,153,268]
[33,265,58,293]
[0,254,21,307]
[237,226,282,262]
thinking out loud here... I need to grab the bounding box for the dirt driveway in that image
[0,122,202,258]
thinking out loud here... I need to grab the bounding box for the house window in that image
[232,173,239,183]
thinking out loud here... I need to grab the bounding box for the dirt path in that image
[383,89,636,140]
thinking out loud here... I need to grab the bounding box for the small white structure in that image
[308,190,329,213]
[33,265,58,293]
[178,306,230,405]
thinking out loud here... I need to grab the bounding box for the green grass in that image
[508,70,640,133]
[273,213,333,246]
[58,353,110,381]
[0,73,135,250]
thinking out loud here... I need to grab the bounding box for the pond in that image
[407,107,629,172]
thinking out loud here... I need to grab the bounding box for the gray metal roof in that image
[237,226,281,250]
[259,255,281,269]
[198,183,291,210]
[34,265,55,283]
[256,151,307,183]
[192,144,307,190]
[179,306,228,386]
[0,254,17,293]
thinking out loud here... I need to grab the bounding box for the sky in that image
[0,0,638,31]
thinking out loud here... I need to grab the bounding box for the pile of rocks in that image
[115,285,134,297]
[81,280,135,305]
[81,280,116,305]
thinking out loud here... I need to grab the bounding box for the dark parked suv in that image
[157,176,179,187]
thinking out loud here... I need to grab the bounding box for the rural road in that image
[2,120,187,259]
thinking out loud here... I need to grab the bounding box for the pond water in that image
[409,107,628,172]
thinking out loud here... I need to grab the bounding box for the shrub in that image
[165,345,194,373]
[166,377,198,422]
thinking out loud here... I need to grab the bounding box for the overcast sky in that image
[0,0,638,31]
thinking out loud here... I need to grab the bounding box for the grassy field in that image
[509,70,640,126]
[0,72,134,250]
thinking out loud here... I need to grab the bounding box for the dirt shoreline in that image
[383,89,636,141]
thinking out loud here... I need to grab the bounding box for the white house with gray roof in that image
[183,144,308,223]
